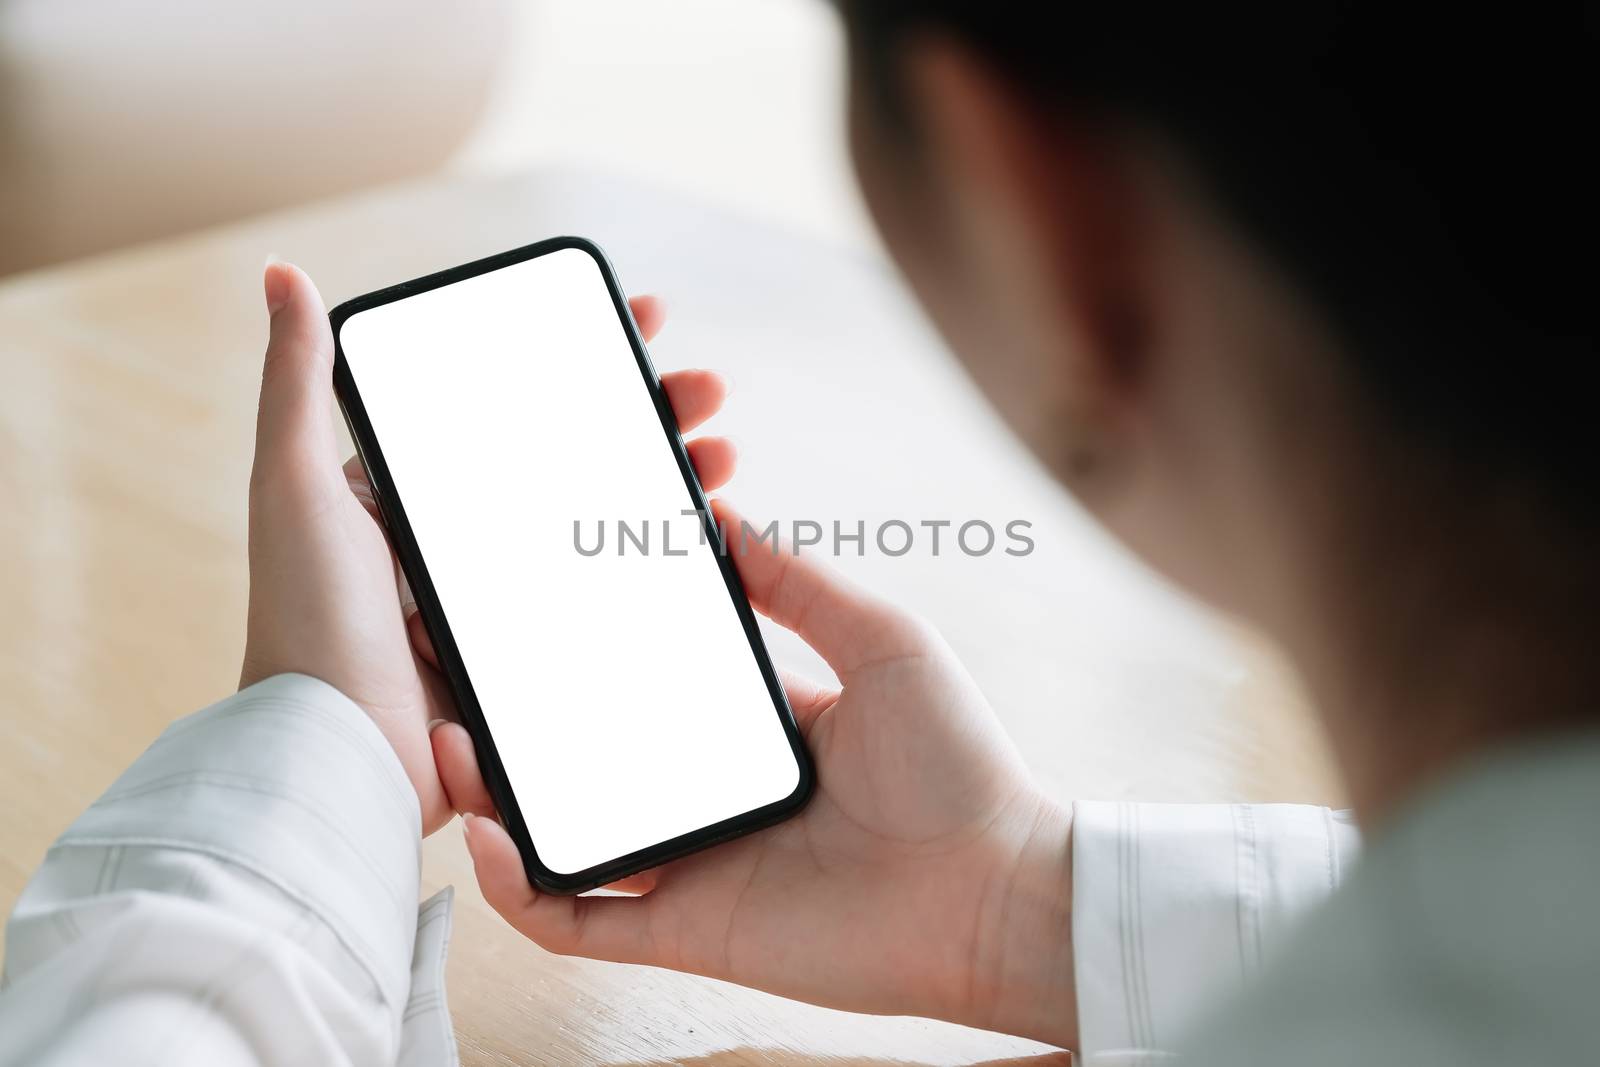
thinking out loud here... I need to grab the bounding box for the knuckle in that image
[876,605,944,654]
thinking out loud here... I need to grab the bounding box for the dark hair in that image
[840,4,1597,524]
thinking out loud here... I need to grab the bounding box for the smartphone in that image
[330,236,813,894]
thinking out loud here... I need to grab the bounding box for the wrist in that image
[964,790,1077,1048]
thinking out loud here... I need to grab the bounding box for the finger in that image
[339,453,439,670]
[629,294,666,342]
[712,499,929,682]
[406,609,440,669]
[342,453,368,488]
[778,666,839,734]
[660,369,729,433]
[341,450,439,665]
[439,721,661,896]
[252,261,342,500]
[342,454,380,520]
[602,869,660,895]
[431,722,498,818]
[463,813,660,965]
[685,436,738,492]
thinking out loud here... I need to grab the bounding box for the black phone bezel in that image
[328,235,815,895]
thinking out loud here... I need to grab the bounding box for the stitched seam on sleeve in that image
[407,893,459,1065]
[1246,805,1262,970]
[1232,803,1262,978]
[40,836,398,1011]
[92,846,116,896]
[1322,805,1339,890]
[81,773,412,921]
[1130,804,1155,1049]
[1230,804,1246,983]
[1117,802,1139,1051]
[153,695,413,815]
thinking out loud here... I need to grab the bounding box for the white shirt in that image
[0,675,456,1066]
[1071,799,1361,1061]
[1073,734,1600,1066]
[5,675,1593,1064]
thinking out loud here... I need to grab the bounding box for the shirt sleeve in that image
[1071,801,1360,1065]
[0,674,458,1067]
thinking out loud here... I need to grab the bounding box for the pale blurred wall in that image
[0,0,875,276]
[452,0,877,254]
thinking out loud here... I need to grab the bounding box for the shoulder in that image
[1188,737,1600,1067]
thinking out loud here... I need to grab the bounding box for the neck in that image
[1308,645,1597,828]
[1284,467,1600,828]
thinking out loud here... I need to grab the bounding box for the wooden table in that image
[0,170,1344,1064]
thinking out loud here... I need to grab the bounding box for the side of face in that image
[845,35,1354,623]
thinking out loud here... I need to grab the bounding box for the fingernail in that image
[263,257,291,317]
[720,371,736,398]
[427,718,447,735]
[461,812,475,841]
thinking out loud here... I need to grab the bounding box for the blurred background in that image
[0,0,875,275]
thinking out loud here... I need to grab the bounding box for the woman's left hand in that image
[240,261,735,833]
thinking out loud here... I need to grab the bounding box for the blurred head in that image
[839,5,1597,793]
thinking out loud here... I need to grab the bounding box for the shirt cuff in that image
[1071,801,1360,1064]
[50,673,425,1013]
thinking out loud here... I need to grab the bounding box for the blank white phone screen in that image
[337,247,800,875]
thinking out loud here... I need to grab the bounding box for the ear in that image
[900,37,1154,434]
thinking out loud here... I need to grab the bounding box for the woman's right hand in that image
[432,504,1078,1048]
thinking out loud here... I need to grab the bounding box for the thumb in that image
[461,813,661,966]
[252,261,341,500]
[710,499,932,682]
